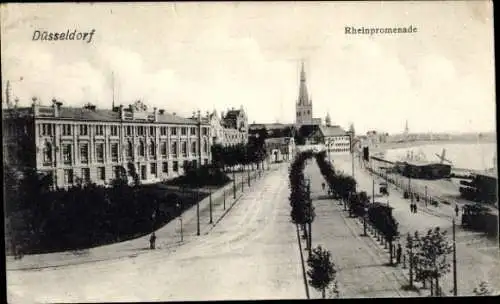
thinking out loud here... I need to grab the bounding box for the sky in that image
[1,1,495,135]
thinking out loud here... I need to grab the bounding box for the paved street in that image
[304,162,419,298]
[7,163,306,302]
[331,154,500,296]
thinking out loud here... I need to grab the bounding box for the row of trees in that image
[4,163,199,255]
[405,228,453,296]
[288,150,339,299]
[288,150,315,252]
[211,141,267,171]
[314,151,399,265]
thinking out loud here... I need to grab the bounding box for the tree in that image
[307,245,338,299]
[127,162,140,186]
[473,281,492,296]
[418,227,453,296]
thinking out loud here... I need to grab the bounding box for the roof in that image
[265,137,292,145]
[319,125,348,137]
[249,123,294,130]
[403,160,452,167]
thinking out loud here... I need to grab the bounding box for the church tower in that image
[295,62,313,126]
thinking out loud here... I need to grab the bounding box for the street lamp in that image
[452,216,458,296]
[363,206,368,236]
[176,202,183,242]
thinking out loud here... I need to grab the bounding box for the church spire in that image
[298,60,310,106]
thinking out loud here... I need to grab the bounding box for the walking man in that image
[396,243,402,264]
[322,182,326,191]
[149,232,157,250]
[414,203,418,214]
[455,204,460,217]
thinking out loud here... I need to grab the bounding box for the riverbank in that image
[372,138,496,153]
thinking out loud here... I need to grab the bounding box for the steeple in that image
[298,61,310,106]
[325,112,331,127]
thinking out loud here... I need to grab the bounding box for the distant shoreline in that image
[372,139,496,152]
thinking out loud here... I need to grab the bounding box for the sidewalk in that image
[332,156,500,296]
[304,163,419,298]
[6,166,279,271]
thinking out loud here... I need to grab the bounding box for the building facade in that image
[3,99,212,188]
[201,106,249,147]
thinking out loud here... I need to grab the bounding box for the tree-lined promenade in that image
[288,149,495,297]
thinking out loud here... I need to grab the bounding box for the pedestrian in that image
[396,243,402,264]
[455,204,459,217]
[322,182,325,191]
[410,203,413,213]
[149,232,157,250]
[414,203,418,214]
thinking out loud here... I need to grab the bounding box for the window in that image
[111,143,119,162]
[160,127,167,136]
[62,124,72,136]
[126,141,133,159]
[80,143,89,164]
[43,142,52,165]
[41,124,52,136]
[98,167,105,180]
[181,127,187,135]
[138,140,145,157]
[161,142,167,156]
[141,165,147,180]
[202,127,208,136]
[126,126,133,136]
[181,142,187,156]
[297,112,301,117]
[162,162,168,173]
[171,127,177,136]
[149,126,155,136]
[96,143,105,163]
[150,163,157,177]
[203,139,208,153]
[171,142,178,157]
[137,126,144,136]
[191,142,197,154]
[64,169,74,185]
[192,159,197,169]
[149,140,156,157]
[95,125,104,136]
[111,126,118,136]
[81,168,90,182]
[173,161,179,172]
[191,127,196,135]
[204,159,208,165]
[183,160,189,170]
[80,125,88,136]
[62,144,72,165]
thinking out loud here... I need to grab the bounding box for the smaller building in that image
[395,160,452,179]
[265,137,295,162]
[298,124,351,155]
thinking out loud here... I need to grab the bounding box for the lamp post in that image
[363,206,368,236]
[176,202,183,242]
[196,184,200,236]
[209,187,213,224]
[372,178,375,204]
[452,217,458,296]
[233,169,236,199]
[307,178,312,257]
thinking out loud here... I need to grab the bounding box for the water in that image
[384,143,497,172]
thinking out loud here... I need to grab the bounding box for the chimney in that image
[52,98,59,117]
[119,104,124,120]
[153,107,158,122]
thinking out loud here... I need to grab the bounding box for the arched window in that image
[43,141,52,164]
[149,140,156,156]
[182,142,187,156]
[127,141,133,158]
[203,139,208,153]
[171,142,178,157]
[191,142,197,154]
[138,140,145,157]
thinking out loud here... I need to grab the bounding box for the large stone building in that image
[3,99,212,188]
[201,106,248,147]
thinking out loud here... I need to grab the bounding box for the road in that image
[7,164,307,303]
[332,154,500,295]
